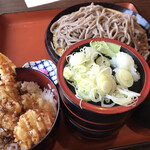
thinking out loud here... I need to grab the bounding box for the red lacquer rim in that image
[61,94,126,126]
[57,38,150,114]
[68,116,117,132]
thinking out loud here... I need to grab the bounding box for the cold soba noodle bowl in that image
[50,3,149,60]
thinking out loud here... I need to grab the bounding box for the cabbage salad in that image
[63,41,141,107]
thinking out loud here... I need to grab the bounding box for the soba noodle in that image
[50,3,149,60]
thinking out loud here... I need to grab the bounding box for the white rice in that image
[21,81,57,116]
[1,81,57,150]
[42,85,57,116]
[20,81,42,94]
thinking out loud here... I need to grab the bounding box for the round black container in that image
[131,92,150,128]
[59,88,124,139]
[57,38,150,139]
[45,2,150,65]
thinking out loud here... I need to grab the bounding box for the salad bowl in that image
[57,38,150,138]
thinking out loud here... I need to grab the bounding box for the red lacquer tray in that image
[0,2,150,150]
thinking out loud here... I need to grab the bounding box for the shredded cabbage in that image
[63,42,141,107]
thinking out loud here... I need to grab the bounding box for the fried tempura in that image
[20,81,56,117]
[14,109,54,150]
[21,93,55,116]
[0,53,22,138]
[0,53,56,149]
[0,53,16,85]
[0,86,22,115]
[0,112,19,137]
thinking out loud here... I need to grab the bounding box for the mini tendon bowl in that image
[16,67,60,150]
[57,38,150,139]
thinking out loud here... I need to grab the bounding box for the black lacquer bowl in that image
[57,38,150,139]
[45,2,150,65]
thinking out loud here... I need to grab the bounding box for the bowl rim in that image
[45,2,150,65]
[16,67,61,149]
[57,38,150,114]
[61,92,127,126]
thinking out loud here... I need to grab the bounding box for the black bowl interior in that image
[63,43,145,107]
[45,2,150,65]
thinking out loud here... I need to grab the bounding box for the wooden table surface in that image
[0,0,150,150]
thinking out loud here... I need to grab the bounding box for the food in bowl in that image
[63,41,140,107]
[14,109,53,149]
[0,53,57,150]
[57,38,149,138]
[50,3,149,60]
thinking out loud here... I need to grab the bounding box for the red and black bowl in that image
[16,68,60,150]
[45,2,150,65]
[57,38,150,139]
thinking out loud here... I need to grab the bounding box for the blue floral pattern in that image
[23,59,57,84]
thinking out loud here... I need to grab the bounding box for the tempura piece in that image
[0,111,19,138]
[14,109,54,150]
[0,53,22,138]
[0,86,22,115]
[0,53,16,85]
[0,53,57,150]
